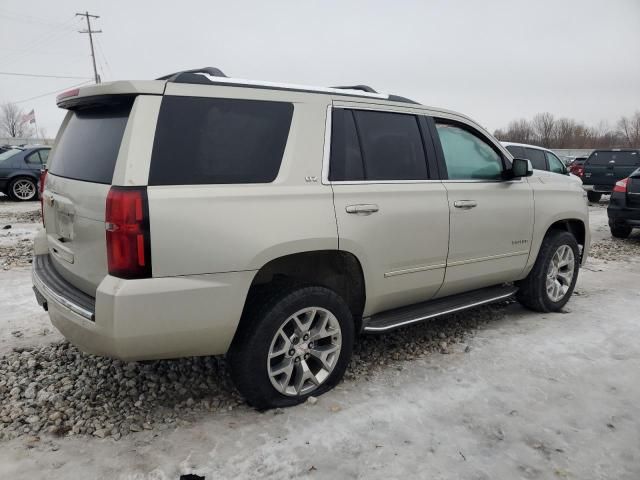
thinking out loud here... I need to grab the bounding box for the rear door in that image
[328,104,450,315]
[43,99,135,295]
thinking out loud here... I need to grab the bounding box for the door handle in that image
[346,204,379,215]
[454,200,477,209]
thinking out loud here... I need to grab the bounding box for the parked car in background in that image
[582,149,640,203]
[568,156,588,177]
[607,167,640,238]
[0,146,51,201]
[501,142,568,175]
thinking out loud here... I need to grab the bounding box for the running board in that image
[362,285,517,333]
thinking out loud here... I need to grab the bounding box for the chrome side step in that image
[362,285,517,333]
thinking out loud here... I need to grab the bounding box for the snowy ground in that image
[0,197,639,479]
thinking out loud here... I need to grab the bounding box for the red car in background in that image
[568,157,588,177]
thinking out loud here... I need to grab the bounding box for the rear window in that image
[587,151,640,166]
[49,104,131,184]
[149,96,293,185]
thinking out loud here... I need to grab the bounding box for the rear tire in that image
[227,284,354,409]
[516,230,580,313]
[587,191,602,203]
[610,223,632,239]
[9,177,37,201]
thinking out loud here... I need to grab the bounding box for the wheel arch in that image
[240,249,367,332]
[521,217,588,280]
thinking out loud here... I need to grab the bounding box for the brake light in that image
[575,166,584,177]
[105,187,152,279]
[613,178,629,193]
[56,88,79,102]
[39,169,47,226]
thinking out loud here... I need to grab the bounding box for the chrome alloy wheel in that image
[267,307,342,397]
[546,245,575,302]
[12,179,36,200]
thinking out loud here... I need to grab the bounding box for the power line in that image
[76,11,102,84]
[0,16,81,65]
[0,7,75,25]
[95,37,113,80]
[12,80,93,104]
[0,11,78,29]
[0,71,92,80]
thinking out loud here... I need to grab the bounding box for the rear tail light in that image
[105,187,152,279]
[575,166,584,177]
[39,169,48,226]
[613,178,629,193]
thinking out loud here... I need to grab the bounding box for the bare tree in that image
[494,118,534,144]
[495,112,634,149]
[552,118,579,148]
[0,103,32,138]
[531,112,556,147]
[618,111,640,148]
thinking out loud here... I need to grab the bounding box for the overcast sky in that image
[1,0,639,137]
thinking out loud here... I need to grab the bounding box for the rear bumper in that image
[582,184,612,193]
[608,194,640,226]
[32,253,255,361]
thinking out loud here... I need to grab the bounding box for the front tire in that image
[9,177,37,201]
[228,284,354,409]
[587,191,602,203]
[517,230,580,312]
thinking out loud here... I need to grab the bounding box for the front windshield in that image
[0,148,22,163]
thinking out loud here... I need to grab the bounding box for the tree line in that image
[1,102,36,139]
[494,111,640,149]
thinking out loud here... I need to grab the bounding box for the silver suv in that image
[32,67,589,408]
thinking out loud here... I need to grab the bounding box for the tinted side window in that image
[505,145,525,158]
[49,105,131,184]
[586,151,640,166]
[39,149,50,164]
[329,109,364,181]
[524,148,547,170]
[150,97,293,185]
[25,151,41,164]
[353,110,428,180]
[614,151,640,166]
[546,152,565,173]
[435,122,503,180]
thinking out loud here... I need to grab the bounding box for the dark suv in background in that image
[0,146,50,201]
[608,167,640,238]
[582,149,640,203]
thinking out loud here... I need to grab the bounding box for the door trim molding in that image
[384,263,446,278]
[446,250,529,267]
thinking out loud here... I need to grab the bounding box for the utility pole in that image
[76,11,102,84]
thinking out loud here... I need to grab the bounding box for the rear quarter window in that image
[149,96,293,185]
[49,104,131,184]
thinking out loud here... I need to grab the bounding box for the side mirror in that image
[511,158,533,178]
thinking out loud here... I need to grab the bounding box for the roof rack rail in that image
[156,67,227,82]
[154,68,419,104]
[332,85,378,94]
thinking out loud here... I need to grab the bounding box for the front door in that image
[430,118,534,297]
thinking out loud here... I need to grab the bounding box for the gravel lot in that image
[0,196,639,479]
